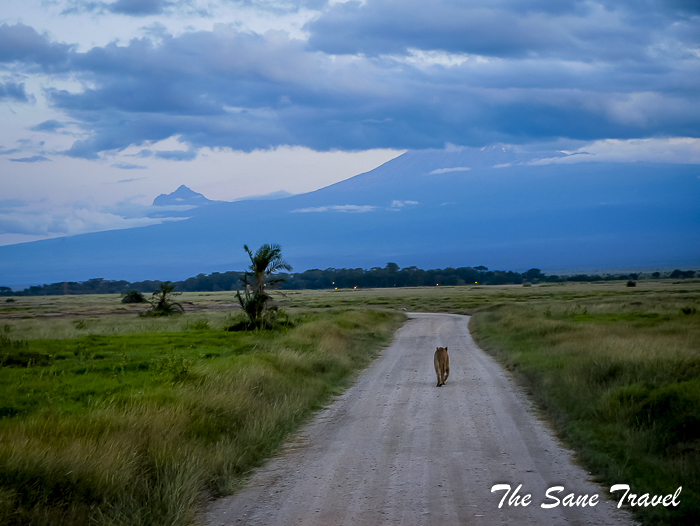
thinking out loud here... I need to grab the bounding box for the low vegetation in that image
[121,290,145,304]
[0,280,697,526]
[469,288,700,525]
[0,308,404,526]
[140,281,184,317]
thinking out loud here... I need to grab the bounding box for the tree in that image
[236,244,292,328]
[142,282,184,316]
[524,268,544,282]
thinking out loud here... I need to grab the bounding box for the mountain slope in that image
[1,148,698,285]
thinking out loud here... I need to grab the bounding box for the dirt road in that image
[204,313,637,525]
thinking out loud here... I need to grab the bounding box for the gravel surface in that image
[203,313,638,526]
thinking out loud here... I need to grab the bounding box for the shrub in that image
[121,290,146,304]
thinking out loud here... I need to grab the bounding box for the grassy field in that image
[466,282,700,525]
[1,280,698,525]
[0,300,404,526]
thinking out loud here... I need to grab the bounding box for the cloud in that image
[305,0,698,62]
[111,162,147,169]
[389,200,418,208]
[292,204,377,213]
[0,207,184,236]
[429,167,470,175]
[154,149,197,161]
[0,82,29,103]
[1,0,699,158]
[9,155,51,163]
[0,23,73,70]
[0,199,26,210]
[114,177,146,183]
[30,120,65,132]
[0,195,192,238]
[108,0,173,15]
[102,200,194,219]
[62,0,213,17]
[529,138,700,165]
[0,147,21,155]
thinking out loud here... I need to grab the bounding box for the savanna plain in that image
[0,280,698,525]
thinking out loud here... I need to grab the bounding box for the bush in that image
[121,290,146,304]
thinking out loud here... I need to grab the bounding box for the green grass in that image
[0,308,404,525]
[1,281,698,526]
[469,291,700,525]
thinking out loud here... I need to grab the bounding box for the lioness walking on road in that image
[434,346,449,387]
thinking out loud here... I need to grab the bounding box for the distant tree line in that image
[278,264,539,289]
[1,264,696,297]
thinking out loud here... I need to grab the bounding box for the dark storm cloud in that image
[2,0,698,158]
[305,0,695,61]
[0,82,29,102]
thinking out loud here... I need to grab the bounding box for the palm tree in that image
[145,281,184,316]
[236,244,292,327]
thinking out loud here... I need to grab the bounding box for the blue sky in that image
[1,0,699,246]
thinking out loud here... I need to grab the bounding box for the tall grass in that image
[470,296,700,525]
[0,309,404,525]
